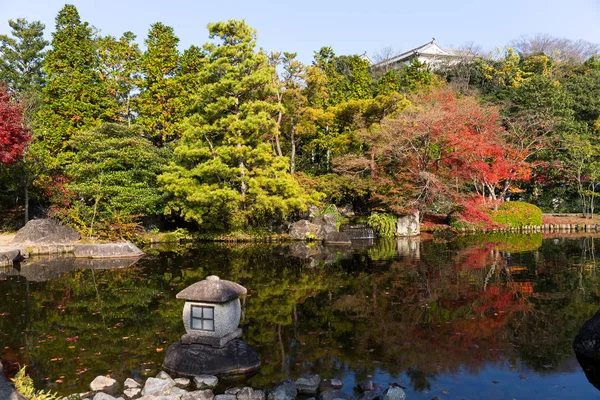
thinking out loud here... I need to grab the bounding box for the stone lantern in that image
[163,275,260,378]
[177,275,246,347]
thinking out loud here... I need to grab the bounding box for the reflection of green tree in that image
[4,237,600,395]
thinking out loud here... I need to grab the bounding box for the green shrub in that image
[490,202,542,227]
[367,212,397,237]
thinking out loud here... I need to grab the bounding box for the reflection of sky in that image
[333,359,599,400]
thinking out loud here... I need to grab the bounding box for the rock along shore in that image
[57,370,407,400]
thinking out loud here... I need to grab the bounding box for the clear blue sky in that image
[1,0,599,63]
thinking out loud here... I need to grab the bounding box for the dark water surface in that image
[2,234,600,399]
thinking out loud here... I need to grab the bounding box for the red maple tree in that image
[372,89,531,213]
[0,83,30,165]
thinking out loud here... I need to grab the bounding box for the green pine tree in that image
[159,20,320,231]
[135,23,183,146]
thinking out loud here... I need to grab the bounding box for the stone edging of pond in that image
[57,371,407,400]
[456,223,600,234]
[0,241,144,268]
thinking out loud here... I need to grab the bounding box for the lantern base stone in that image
[162,338,260,379]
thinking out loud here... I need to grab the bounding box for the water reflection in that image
[1,235,600,399]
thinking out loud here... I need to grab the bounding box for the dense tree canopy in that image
[1,4,600,234]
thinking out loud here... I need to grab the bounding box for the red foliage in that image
[373,89,531,212]
[0,83,30,164]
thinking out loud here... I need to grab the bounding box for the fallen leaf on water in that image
[156,348,163,353]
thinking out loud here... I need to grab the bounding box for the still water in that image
[2,234,600,399]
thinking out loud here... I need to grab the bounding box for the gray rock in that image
[225,388,241,395]
[174,378,191,389]
[215,396,237,400]
[193,375,219,390]
[318,390,352,400]
[170,387,189,397]
[320,379,343,390]
[90,376,120,395]
[338,204,355,218]
[142,377,175,397]
[12,219,80,245]
[357,381,375,392]
[93,394,118,400]
[289,220,319,240]
[324,232,351,245]
[382,387,406,400]
[156,371,174,381]
[295,374,321,394]
[268,380,297,400]
[339,225,374,240]
[182,389,214,400]
[313,214,337,239]
[73,242,144,259]
[574,310,600,359]
[164,340,260,378]
[0,248,24,267]
[236,387,265,400]
[123,388,141,399]
[124,378,141,389]
[396,211,419,237]
[357,391,379,400]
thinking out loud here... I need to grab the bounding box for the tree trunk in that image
[238,143,246,198]
[23,172,29,225]
[290,123,296,173]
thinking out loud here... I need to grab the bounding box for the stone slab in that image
[73,242,144,259]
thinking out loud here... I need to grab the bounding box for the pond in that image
[2,234,600,399]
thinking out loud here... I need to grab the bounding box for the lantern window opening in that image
[191,305,215,331]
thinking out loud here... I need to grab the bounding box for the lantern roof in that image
[176,275,247,303]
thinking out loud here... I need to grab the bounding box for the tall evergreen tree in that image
[0,18,47,94]
[160,20,319,231]
[37,4,116,154]
[136,23,183,146]
[98,32,141,125]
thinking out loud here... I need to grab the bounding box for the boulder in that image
[339,225,374,240]
[295,374,321,395]
[215,395,237,400]
[396,212,420,237]
[574,310,600,359]
[141,377,175,397]
[182,390,215,400]
[357,391,379,400]
[164,339,260,380]
[156,371,175,382]
[319,379,343,391]
[268,380,297,400]
[93,393,118,400]
[193,375,219,390]
[338,204,355,218]
[73,242,143,259]
[324,232,351,245]
[382,386,406,400]
[237,387,265,400]
[12,219,80,245]
[124,378,141,389]
[225,388,241,395]
[313,214,337,239]
[318,390,352,400]
[0,248,24,267]
[123,387,141,399]
[90,376,120,395]
[289,220,319,240]
[357,380,375,392]
[174,377,191,389]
